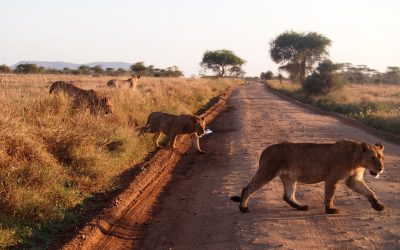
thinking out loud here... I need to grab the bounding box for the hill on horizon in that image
[11,61,132,70]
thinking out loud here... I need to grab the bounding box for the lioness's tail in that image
[138,126,149,136]
[230,196,242,202]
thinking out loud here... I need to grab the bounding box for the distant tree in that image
[130,62,148,75]
[384,66,400,84]
[278,73,283,83]
[62,67,71,74]
[303,60,343,95]
[78,65,91,75]
[270,31,331,83]
[115,68,127,76]
[105,67,115,76]
[260,70,273,80]
[37,66,46,74]
[15,64,39,74]
[200,49,245,77]
[0,64,10,74]
[91,65,104,75]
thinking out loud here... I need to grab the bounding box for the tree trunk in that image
[300,59,306,84]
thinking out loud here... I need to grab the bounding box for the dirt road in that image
[141,82,400,249]
[67,82,400,249]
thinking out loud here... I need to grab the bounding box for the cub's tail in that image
[230,196,242,202]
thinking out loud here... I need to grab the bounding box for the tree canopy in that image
[200,49,245,77]
[270,31,331,83]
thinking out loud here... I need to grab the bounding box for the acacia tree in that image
[200,49,245,77]
[270,31,331,83]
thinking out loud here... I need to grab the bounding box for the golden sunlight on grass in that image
[0,74,239,248]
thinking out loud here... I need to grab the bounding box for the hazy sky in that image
[1,0,399,76]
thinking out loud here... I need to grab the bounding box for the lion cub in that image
[231,140,385,214]
[141,112,206,153]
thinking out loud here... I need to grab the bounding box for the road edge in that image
[263,82,400,145]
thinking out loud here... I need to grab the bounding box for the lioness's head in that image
[101,97,113,114]
[193,116,205,136]
[361,142,384,178]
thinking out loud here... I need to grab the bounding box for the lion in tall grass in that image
[231,140,385,214]
[141,112,206,153]
[49,81,112,115]
[107,74,141,89]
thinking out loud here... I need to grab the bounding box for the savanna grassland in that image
[0,74,239,248]
[266,80,400,135]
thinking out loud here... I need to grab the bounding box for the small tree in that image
[115,68,127,76]
[200,49,245,77]
[230,65,245,77]
[0,64,10,74]
[260,70,273,80]
[303,60,343,95]
[105,67,115,76]
[384,66,400,84]
[91,65,104,75]
[278,73,283,83]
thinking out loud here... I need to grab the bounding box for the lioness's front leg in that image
[345,175,384,211]
[191,134,205,154]
[325,179,339,214]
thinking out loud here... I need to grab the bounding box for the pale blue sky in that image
[1,0,399,76]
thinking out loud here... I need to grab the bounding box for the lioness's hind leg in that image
[239,174,275,213]
[280,176,308,211]
[154,132,162,147]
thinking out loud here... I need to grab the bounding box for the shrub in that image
[303,60,344,95]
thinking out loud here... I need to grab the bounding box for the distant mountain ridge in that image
[11,61,132,70]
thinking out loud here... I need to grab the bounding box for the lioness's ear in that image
[375,143,384,151]
[361,142,369,153]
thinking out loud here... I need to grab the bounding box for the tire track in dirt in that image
[141,82,400,249]
[62,88,233,250]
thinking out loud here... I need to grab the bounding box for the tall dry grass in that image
[0,74,239,248]
[267,80,400,135]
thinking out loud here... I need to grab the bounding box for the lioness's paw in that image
[325,208,339,214]
[298,205,309,211]
[239,207,249,213]
[372,202,385,211]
